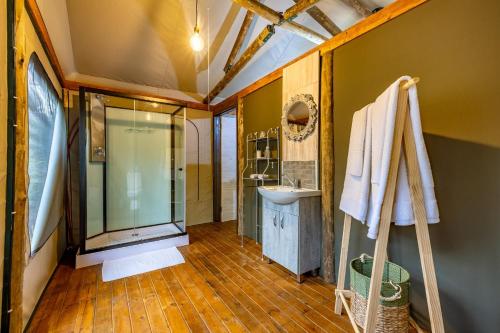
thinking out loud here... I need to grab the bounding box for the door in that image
[262,207,280,260]
[280,212,299,273]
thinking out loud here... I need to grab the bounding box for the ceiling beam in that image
[206,0,327,102]
[224,11,255,73]
[203,25,275,104]
[232,0,327,44]
[342,0,372,17]
[283,0,319,20]
[292,0,341,36]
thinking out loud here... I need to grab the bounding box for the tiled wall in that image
[282,160,318,189]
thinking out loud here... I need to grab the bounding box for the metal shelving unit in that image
[241,127,280,246]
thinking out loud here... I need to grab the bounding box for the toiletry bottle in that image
[264,145,270,158]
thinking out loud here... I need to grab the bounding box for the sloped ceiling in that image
[38,0,393,103]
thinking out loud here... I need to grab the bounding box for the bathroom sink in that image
[257,186,322,204]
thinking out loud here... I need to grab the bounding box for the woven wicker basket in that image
[350,254,410,333]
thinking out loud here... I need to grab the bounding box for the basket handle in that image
[380,280,402,302]
[358,254,403,302]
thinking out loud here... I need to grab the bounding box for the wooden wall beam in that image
[232,0,327,44]
[224,10,255,73]
[203,25,275,104]
[65,80,209,111]
[283,0,319,20]
[11,0,28,331]
[294,1,342,36]
[237,96,245,236]
[320,51,335,283]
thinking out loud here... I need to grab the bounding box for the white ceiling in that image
[37,0,393,103]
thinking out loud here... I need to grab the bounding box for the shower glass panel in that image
[82,91,186,251]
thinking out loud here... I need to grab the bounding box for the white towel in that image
[339,105,372,222]
[340,76,439,239]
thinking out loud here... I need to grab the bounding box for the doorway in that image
[214,108,237,222]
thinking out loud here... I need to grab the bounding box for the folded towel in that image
[339,105,372,222]
[249,173,269,180]
[340,76,439,239]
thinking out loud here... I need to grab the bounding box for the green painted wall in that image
[242,79,282,241]
[333,0,500,332]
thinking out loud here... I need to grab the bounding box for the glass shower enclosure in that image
[79,88,186,252]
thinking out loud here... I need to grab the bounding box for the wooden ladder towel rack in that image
[334,78,445,333]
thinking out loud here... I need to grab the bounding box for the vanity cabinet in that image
[261,197,321,282]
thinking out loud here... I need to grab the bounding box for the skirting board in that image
[76,234,190,269]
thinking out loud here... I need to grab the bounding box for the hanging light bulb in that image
[190,0,204,52]
[190,27,204,51]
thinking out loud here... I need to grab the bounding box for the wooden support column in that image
[320,50,335,282]
[204,25,274,103]
[11,0,28,331]
[237,97,245,236]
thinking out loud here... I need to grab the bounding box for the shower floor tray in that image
[86,223,182,251]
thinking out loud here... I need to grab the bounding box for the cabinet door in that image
[262,207,280,260]
[279,212,299,273]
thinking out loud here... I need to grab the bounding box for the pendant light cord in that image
[195,0,199,29]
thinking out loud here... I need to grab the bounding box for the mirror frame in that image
[281,93,318,142]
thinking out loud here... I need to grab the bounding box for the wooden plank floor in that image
[26,221,355,333]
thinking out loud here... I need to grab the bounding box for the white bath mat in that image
[102,247,185,282]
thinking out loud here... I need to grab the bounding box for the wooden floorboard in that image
[26,221,355,333]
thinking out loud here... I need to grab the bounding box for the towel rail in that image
[334,77,444,333]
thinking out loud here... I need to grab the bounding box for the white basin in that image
[257,186,322,204]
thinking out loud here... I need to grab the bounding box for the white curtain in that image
[27,54,66,255]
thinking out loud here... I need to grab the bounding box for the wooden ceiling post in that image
[203,25,275,104]
[224,11,255,73]
[292,0,341,36]
[232,0,327,44]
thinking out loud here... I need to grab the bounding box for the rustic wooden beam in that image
[11,0,28,331]
[320,50,335,283]
[232,0,327,44]
[204,25,274,104]
[224,11,255,73]
[237,96,245,236]
[293,1,342,36]
[282,20,328,45]
[65,80,209,111]
[210,0,427,106]
[343,0,372,17]
[283,0,319,20]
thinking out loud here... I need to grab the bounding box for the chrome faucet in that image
[283,174,300,189]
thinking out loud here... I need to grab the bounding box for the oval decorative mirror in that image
[282,93,318,142]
